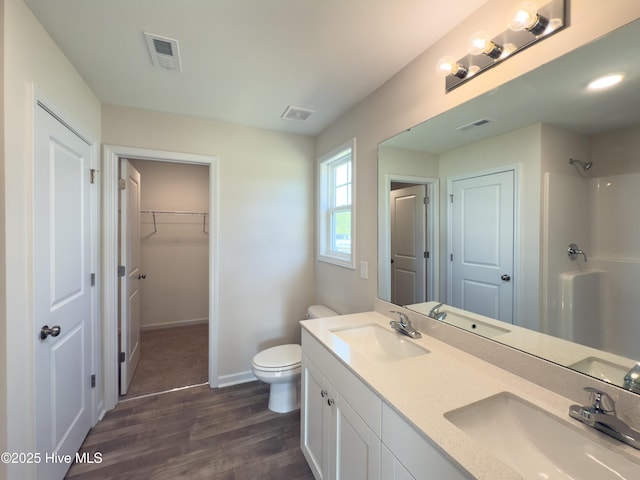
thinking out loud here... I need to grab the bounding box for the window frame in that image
[317,138,356,269]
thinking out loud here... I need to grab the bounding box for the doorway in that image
[119,159,211,399]
[102,145,219,411]
[390,183,428,305]
[379,174,439,304]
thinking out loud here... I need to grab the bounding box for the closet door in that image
[120,159,142,394]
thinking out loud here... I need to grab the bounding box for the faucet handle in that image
[583,387,615,414]
[389,310,409,326]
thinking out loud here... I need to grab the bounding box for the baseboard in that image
[217,371,257,388]
[141,317,208,331]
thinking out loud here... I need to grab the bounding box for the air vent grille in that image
[144,32,182,72]
[153,39,173,56]
[281,105,315,123]
[456,117,494,132]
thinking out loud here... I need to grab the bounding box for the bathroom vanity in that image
[300,304,640,479]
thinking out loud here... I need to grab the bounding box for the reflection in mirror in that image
[377,20,640,393]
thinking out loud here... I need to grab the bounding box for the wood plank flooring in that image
[66,382,314,480]
[122,324,209,399]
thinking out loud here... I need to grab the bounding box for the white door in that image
[390,185,426,305]
[34,105,93,480]
[119,159,142,394]
[450,170,514,323]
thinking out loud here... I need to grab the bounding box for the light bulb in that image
[468,31,503,59]
[435,56,467,79]
[508,2,538,31]
[508,2,549,35]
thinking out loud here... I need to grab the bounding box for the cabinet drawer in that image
[382,403,468,480]
[302,329,381,436]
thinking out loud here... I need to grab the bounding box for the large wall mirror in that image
[378,19,640,393]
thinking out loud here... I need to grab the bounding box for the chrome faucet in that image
[569,386,640,450]
[428,303,447,321]
[624,364,640,394]
[389,311,422,339]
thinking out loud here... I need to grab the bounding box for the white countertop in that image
[300,311,640,480]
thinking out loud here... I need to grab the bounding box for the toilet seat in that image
[252,344,301,372]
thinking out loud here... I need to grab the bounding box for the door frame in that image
[446,165,520,320]
[378,174,439,303]
[101,145,219,412]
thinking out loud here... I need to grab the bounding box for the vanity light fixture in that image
[438,0,567,92]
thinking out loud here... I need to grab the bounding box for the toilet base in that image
[268,381,299,413]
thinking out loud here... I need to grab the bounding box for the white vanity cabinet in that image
[381,403,468,480]
[301,330,381,480]
[381,444,415,480]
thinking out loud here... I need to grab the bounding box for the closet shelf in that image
[141,210,209,234]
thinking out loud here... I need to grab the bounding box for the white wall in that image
[2,0,101,477]
[315,0,640,315]
[129,160,210,329]
[102,105,316,383]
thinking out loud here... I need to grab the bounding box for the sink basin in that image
[445,392,640,479]
[568,357,633,387]
[330,324,429,362]
[444,312,511,338]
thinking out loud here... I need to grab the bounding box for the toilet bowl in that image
[252,304,338,413]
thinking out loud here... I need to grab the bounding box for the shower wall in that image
[130,159,210,329]
[544,124,640,360]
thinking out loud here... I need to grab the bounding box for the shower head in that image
[569,158,593,171]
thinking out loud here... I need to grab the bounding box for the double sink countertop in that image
[300,310,640,479]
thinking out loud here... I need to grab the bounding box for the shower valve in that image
[568,243,587,262]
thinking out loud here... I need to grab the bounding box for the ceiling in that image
[24,0,487,136]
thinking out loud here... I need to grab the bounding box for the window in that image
[318,139,355,269]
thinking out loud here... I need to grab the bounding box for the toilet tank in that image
[307,304,338,319]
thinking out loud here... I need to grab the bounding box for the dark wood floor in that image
[66,381,314,479]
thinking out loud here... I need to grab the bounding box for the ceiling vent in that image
[144,32,182,72]
[456,117,494,132]
[281,105,315,123]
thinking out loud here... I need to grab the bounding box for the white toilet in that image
[252,304,338,413]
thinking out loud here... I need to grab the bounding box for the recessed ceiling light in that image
[587,73,624,91]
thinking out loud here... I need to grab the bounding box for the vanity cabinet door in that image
[381,444,415,480]
[329,391,380,480]
[382,403,467,480]
[301,354,330,480]
[302,353,381,480]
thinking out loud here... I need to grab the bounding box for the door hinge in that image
[119,352,126,363]
[118,265,126,277]
[449,194,454,203]
[450,253,454,261]
[90,169,98,184]
[424,251,430,259]
[424,196,429,205]
[91,272,96,286]
[91,374,96,388]
[119,178,126,190]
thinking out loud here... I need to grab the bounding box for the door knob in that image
[40,325,61,340]
[501,274,511,281]
[137,274,147,280]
